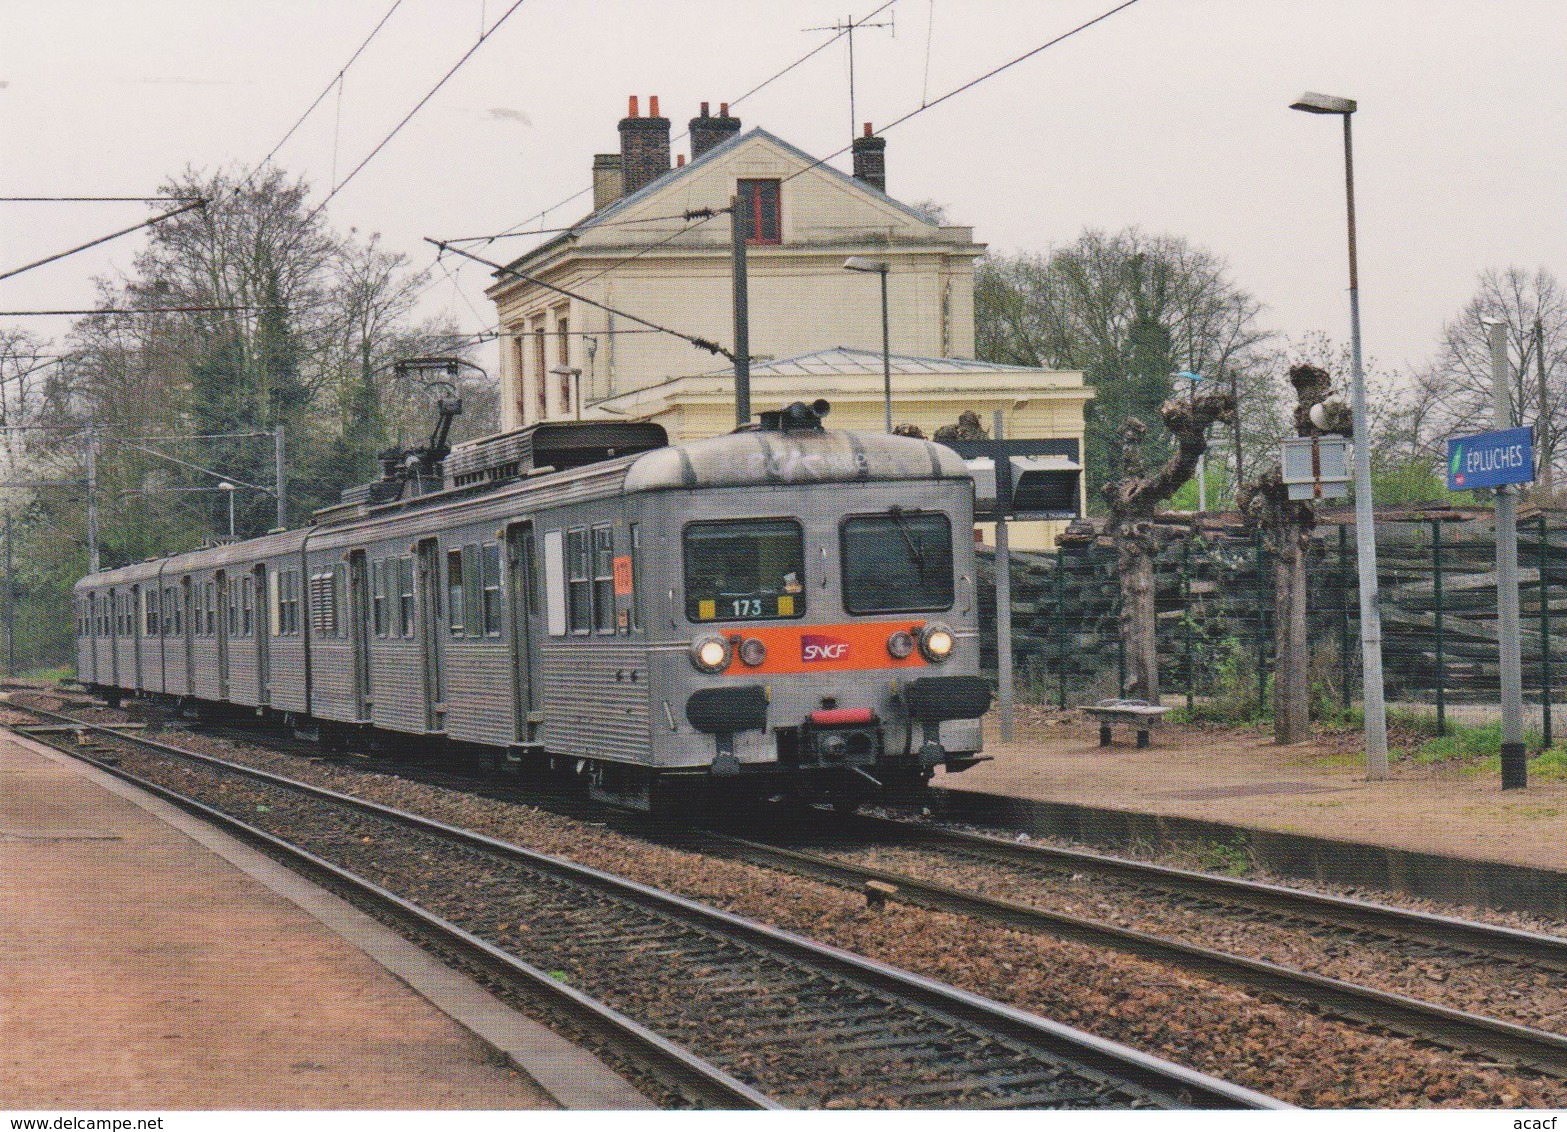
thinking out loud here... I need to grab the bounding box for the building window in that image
[556,313,571,414]
[737,178,781,245]
[533,321,547,420]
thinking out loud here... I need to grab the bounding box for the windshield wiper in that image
[888,505,926,574]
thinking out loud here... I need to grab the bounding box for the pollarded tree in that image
[1101,385,1236,705]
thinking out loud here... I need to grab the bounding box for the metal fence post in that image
[1056,547,1068,710]
[1432,518,1446,736]
[1254,527,1268,719]
[1339,523,1351,715]
[1183,536,1195,713]
[1540,513,1552,750]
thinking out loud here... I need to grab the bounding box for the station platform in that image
[937,712,1567,908]
[0,730,650,1110]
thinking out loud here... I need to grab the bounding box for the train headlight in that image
[918,622,956,663]
[737,637,767,667]
[886,629,915,660]
[691,635,733,673]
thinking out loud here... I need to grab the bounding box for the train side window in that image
[543,530,566,636]
[371,559,388,637]
[460,545,482,640]
[481,543,503,637]
[173,587,183,637]
[227,581,238,637]
[241,576,254,637]
[566,528,591,634]
[592,526,615,634]
[446,550,465,637]
[397,557,416,638]
[205,581,217,636]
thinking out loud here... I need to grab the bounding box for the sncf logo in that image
[801,633,850,663]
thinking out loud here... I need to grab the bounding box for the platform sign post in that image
[1446,323,1533,788]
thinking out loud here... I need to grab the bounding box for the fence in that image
[978,513,1567,737]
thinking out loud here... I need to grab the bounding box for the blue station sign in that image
[1447,426,1535,491]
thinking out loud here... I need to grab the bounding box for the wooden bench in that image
[1083,699,1170,748]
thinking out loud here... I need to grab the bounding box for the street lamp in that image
[1291,89,1390,778]
[550,365,584,421]
[843,256,893,432]
[217,481,236,539]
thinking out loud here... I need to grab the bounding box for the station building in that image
[485,97,1091,546]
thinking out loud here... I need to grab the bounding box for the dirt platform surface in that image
[944,709,1567,873]
[0,735,560,1110]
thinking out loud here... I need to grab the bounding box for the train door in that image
[415,539,444,733]
[130,585,143,691]
[348,551,371,721]
[252,565,270,705]
[180,578,195,693]
[108,588,121,687]
[215,571,230,700]
[504,521,538,744]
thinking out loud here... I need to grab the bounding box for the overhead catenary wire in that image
[0,199,207,285]
[305,0,529,224]
[429,239,733,361]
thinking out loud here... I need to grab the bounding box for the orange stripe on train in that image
[715,621,930,675]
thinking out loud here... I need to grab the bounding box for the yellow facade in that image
[484,121,1091,550]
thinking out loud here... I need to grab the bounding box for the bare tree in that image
[1101,386,1236,704]
[1425,268,1567,493]
[975,228,1277,506]
[1240,364,1347,744]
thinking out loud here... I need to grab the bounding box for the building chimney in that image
[689,100,741,159]
[618,94,670,196]
[851,122,886,193]
[592,153,623,211]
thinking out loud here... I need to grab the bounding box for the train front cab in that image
[626,424,993,807]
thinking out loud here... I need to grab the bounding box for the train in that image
[73,399,992,812]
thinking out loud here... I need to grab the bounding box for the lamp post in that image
[1290,89,1389,778]
[217,481,236,539]
[844,256,892,432]
[551,366,584,420]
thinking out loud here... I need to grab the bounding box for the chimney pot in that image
[649,94,660,117]
[619,96,671,195]
[851,128,887,193]
[628,95,639,117]
[689,99,742,160]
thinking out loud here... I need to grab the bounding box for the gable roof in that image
[499,126,941,277]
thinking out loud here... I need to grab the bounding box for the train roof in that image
[624,427,967,492]
[77,424,969,589]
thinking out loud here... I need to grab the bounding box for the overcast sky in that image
[2,0,1564,386]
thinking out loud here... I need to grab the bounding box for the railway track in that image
[8,704,1281,1111]
[690,811,1567,1078]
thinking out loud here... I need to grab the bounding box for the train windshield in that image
[684,519,806,622]
[840,509,954,614]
